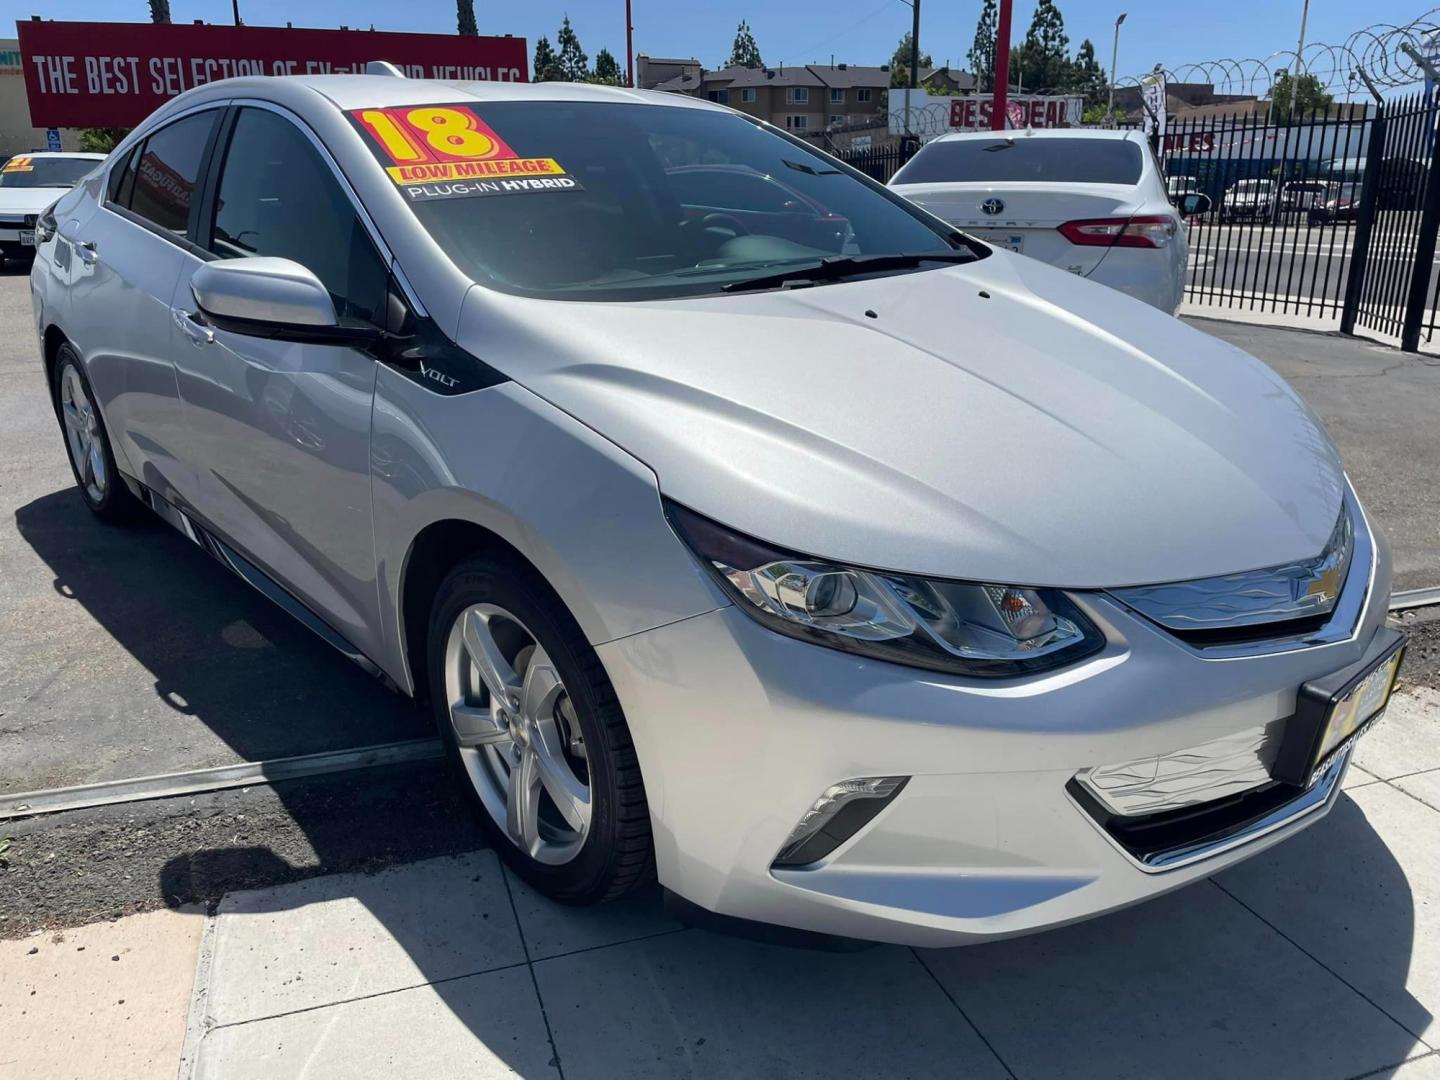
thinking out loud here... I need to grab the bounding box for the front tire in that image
[426,554,654,903]
[51,344,140,524]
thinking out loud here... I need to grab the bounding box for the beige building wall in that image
[1,40,85,159]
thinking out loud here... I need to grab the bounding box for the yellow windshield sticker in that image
[350,105,582,202]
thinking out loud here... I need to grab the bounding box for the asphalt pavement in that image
[1,262,1438,938]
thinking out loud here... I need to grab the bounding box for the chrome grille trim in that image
[1109,485,1374,658]
[1074,721,1281,817]
[1111,503,1352,632]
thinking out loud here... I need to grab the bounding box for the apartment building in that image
[654,62,890,135]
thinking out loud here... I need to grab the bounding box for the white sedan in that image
[890,128,1203,313]
[0,151,106,263]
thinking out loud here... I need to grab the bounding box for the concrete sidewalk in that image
[4,687,1437,1080]
[1184,317,1440,592]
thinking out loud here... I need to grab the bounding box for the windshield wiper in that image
[720,251,975,293]
[782,158,840,177]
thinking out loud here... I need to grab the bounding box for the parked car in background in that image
[0,151,106,264]
[32,76,1402,949]
[1166,174,1202,202]
[1281,180,1328,214]
[889,128,1205,313]
[1309,182,1361,224]
[1222,178,1277,222]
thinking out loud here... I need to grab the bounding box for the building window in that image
[741,87,756,102]
[706,89,729,104]
[856,88,873,103]
[785,114,810,130]
[786,87,810,104]
[829,114,847,127]
[830,88,845,104]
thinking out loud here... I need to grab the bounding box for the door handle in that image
[57,221,98,265]
[172,308,214,346]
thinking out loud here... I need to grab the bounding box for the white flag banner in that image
[1140,71,1167,139]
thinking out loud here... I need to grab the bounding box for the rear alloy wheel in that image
[427,556,653,903]
[52,345,140,523]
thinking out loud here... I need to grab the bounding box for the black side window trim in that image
[194,106,238,256]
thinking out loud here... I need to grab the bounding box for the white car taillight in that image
[1057,215,1177,249]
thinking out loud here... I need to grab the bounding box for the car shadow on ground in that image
[11,487,1434,1077]
[10,487,426,777]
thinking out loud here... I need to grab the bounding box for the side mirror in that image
[1179,192,1212,217]
[190,257,382,347]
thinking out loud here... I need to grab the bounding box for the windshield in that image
[891,137,1143,185]
[0,156,97,189]
[377,102,961,301]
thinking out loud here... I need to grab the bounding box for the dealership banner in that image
[16,21,528,128]
[889,90,1082,136]
[1140,71,1166,139]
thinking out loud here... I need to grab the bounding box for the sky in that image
[9,0,1438,92]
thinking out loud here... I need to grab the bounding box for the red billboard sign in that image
[16,21,528,128]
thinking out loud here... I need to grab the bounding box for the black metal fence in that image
[831,143,918,184]
[1165,91,1440,349]
[827,94,1440,352]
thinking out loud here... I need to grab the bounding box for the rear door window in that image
[893,137,1143,185]
[120,111,219,235]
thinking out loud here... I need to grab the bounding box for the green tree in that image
[79,127,128,153]
[148,0,171,23]
[456,0,477,36]
[726,20,763,68]
[889,31,933,89]
[968,0,997,93]
[1069,38,1108,107]
[532,36,563,81]
[590,48,623,85]
[1018,0,1069,91]
[556,16,588,81]
[1269,71,1335,120]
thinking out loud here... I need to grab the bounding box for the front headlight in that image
[35,204,57,244]
[666,502,1105,678]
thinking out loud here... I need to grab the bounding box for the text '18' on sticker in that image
[349,104,583,201]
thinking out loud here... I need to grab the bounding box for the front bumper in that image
[598,503,1393,948]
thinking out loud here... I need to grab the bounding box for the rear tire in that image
[51,343,141,524]
[426,554,654,904]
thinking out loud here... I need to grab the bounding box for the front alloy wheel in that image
[427,555,653,903]
[444,603,592,865]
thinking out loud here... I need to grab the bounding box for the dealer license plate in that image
[19,230,35,246]
[1310,647,1403,781]
[978,232,1023,253]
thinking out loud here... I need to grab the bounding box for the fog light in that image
[772,776,908,868]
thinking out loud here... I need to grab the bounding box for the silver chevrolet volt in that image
[30,75,1404,947]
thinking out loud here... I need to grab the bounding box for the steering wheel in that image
[699,212,749,237]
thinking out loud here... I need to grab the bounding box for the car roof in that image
[184,74,727,115]
[926,127,1143,144]
[9,151,107,160]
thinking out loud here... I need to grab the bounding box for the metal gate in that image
[1163,91,1440,351]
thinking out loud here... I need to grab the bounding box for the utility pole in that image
[1295,0,1310,71]
[232,0,241,25]
[1107,12,1127,120]
[906,0,921,138]
[991,0,1012,130]
[625,0,635,88]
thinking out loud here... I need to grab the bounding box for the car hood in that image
[0,186,68,214]
[455,253,1345,588]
